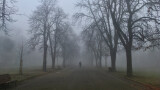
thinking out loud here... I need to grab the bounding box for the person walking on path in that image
[79,62,82,68]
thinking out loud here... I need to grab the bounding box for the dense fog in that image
[107,49,160,73]
[0,0,160,77]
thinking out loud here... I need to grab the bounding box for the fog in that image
[107,49,160,73]
[0,0,160,75]
[0,0,79,69]
[1,1,160,90]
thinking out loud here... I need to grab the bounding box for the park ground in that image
[1,67,157,90]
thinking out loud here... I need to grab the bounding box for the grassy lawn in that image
[11,70,47,81]
[0,68,61,82]
[129,72,160,88]
[111,69,160,88]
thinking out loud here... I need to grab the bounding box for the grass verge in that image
[0,68,62,82]
[111,70,160,90]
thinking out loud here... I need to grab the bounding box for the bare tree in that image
[58,23,80,67]
[0,0,17,34]
[74,0,118,71]
[75,0,160,76]
[82,23,109,68]
[48,7,67,69]
[29,0,57,72]
[105,0,160,76]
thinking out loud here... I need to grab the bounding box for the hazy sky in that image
[12,0,80,36]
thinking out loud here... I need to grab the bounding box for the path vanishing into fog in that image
[11,68,147,90]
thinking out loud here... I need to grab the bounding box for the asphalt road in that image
[10,68,147,90]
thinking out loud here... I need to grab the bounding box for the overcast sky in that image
[11,0,81,36]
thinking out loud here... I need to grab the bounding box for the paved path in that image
[11,68,147,90]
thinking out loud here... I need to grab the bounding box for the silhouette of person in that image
[79,61,82,68]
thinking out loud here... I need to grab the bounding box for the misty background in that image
[0,0,160,74]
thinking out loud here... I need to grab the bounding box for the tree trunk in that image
[52,39,57,68]
[43,43,48,72]
[110,50,116,72]
[62,47,66,68]
[19,57,23,75]
[43,21,48,72]
[126,47,133,77]
[95,57,98,67]
[19,42,23,75]
[48,31,55,69]
[90,54,94,67]
[63,58,66,68]
[105,55,107,67]
[99,42,102,68]
[99,55,102,68]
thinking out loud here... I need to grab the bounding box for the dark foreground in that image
[10,68,147,90]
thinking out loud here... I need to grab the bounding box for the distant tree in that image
[48,7,67,69]
[74,0,119,71]
[82,23,109,68]
[58,23,80,67]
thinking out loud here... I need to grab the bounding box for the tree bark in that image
[99,42,102,68]
[105,55,107,67]
[19,42,23,75]
[48,30,55,69]
[95,56,98,67]
[98,53,102,68]
[62,46,66,68]
[43,19,48,72]
[43,28,48,72]
[99,57,102,68]
[52,36,57,68]
[63,58,66,68]
[110,50,116,72]
[43,43,48,72]
[126,47,133,77]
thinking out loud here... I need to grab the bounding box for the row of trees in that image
[74,0,160,77]
[0,0,80,73]
[82,25,109,68]
[29,0,80,72]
